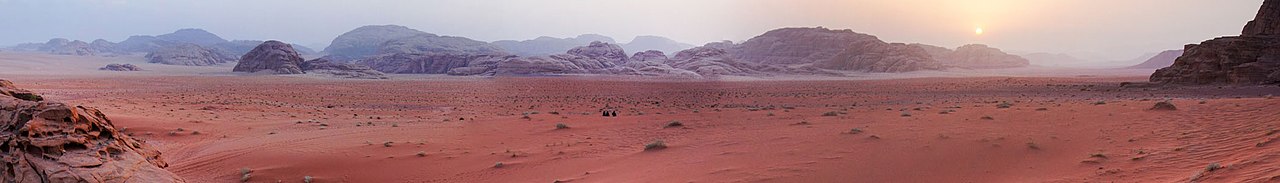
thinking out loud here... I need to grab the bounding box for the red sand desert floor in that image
[11,76,1280,183]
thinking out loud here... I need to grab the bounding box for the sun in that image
[975,28,984,35]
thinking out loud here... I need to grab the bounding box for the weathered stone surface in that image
[1243,0,1280,36]
[145,43,234,66]
[155,28,228,46]
[727,27,944,72]
[630,50,669,62]
[323,25,434,61]
[99,64,143,71]
[814,42,942,73]
[566,41,629,65]
[233,40,305,74]
[375,34,507,55]
[38,38,98,56]
[359,53,511,74]
[1151,0,1280,85]
[0,79,185,182]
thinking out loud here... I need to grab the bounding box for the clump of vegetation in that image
[494,162,506,168]
[239,168,252,182]
[822,111,839,116]
[1026,142,1040,150]
[555,123,570,130]
[644,140,668,151]
[1205,163,1222,172]
[304,176,313,183]
[847,128,863,134]
[981,116,995,120]
[665,121,684,128]
[996,101,1013,108]
[900,111,912,117]
[1090,153,1108,159]
[383,141,394,147]
[416,151,427,157]
[1093,100,1107,105]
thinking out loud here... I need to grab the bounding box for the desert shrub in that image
[996,101,1013,108]
[848,128,863,134]
[555,123,570,130]
[665,121,683,128]
[822,111,839,116]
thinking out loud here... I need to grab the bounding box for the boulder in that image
[630,50,669,62]
[566,41,629,65]
[99,64,143,71]
[145,43,234,66]
[0,80,185,182]
[233,40,305,74]
[1151,0,1280,85]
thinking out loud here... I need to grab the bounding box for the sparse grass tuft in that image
[304,176,313,183]
[1093,100,1107,105]
[981,116,994,120]
[239,168,252,182]
[1026,142,1040,150]
[644,140,668,151]
[494,162,505,168]
[822,111,839,116]
[996,101,1013,108]
[848,128,863,134]
[383,141,394,147]
[555,123,570,130]
[417,151,427,157]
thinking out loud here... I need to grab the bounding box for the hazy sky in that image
[0,0,1263,60]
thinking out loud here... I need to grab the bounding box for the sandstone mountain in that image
[0,79,185,182]
[323,25,434,61]
[725,27,944,72]
[1126,50,1183,69]
[145,43,235,66]
[233,40,307,74]
[155,28,229,46]
[913,44,1030,69]
[1151,0,1280,85]
[493,34,617,56]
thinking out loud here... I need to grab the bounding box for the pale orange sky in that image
[0,0,1264,60]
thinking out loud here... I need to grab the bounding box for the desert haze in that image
[1,0,1279,183]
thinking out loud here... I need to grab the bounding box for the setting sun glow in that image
[975,28,984,35]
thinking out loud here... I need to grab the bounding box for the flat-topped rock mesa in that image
[1126,50,1183,69]
[145,43,235,66]
[914,44,1030,69]
[38,38,97,56]
[233,40,307,74]
[493,34,617,56]
[0,79,185,182]
[1152,0,1280,85]
[99,63,143,71]
[323,25,436,61]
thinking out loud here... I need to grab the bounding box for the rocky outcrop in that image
[1126,50,1183,69]
[38,38,97,56]
[566,41,629,65]
[116,36,173,53]
[813,42,942,72]
[213,40,316,58]
[233,41,305,74]
[299,59,388,79]
[145,44,234,66]
[323,25,433,61]
[913,44,1030,69]
[99,64,143,71]
[493,34,617,56]
[1151,0,1280,85]
[155,29,228,46]
[0,80,184,182]
[630,50,669,62]
[621,36,695,56]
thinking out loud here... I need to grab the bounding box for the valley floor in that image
[7,75,1280,183]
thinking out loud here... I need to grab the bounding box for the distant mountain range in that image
[492,34,694,57]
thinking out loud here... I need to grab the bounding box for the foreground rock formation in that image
[1152,0,1280,85]
[145,43,235,66]
[99,63,143,71]
[0,80,183,182]
[725,27,945,72]
[237,41,387,79]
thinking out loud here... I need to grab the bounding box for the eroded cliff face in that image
[0,80,185,182]
[1151,0,1280,85]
